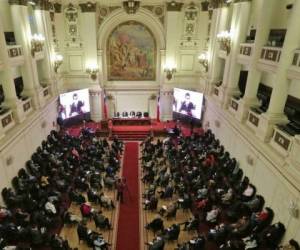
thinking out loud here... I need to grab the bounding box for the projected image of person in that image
[179,92,195,116]
[69,93,85,117]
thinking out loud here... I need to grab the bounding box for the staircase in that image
[112,130,149,141]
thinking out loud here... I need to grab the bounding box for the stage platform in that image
[66,120,203,140]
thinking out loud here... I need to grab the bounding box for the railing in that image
[230,97,239,111]
[1,109,15,132]
[291,49,300,67]
[7,45,23,58]
[247,110,260,128]
[239,43,254,57]
[260,46,282,63]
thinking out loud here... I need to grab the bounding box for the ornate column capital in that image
[8,0,28,6]
[166,1,183,11]
[79,2,96,13]
[32,0,51,11]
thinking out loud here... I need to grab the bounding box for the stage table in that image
[112,118,151,126]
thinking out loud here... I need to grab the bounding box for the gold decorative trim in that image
[166,1,183,11]
[79,2,96,12]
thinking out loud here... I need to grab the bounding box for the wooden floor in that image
[59,188,118,250]
[139,141,197,250]
[58,140,195,250]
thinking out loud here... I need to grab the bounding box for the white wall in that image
[0,98,58,205]
[107,90,158,118]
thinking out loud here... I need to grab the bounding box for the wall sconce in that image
[123,0,140,14]
[164,67,176,80]
[217,30,231,55]
[86,66,99,80]
[198,52,209,72]
[54,54,63,73]
[31,33,45,57]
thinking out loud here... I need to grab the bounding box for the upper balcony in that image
[7,45,25,66]
[257,46,282,73]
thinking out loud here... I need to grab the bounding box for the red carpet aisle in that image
[116,142,140,250]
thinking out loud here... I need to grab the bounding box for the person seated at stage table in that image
[129,111,135,117]
[93,211,112,230]
[122,111,128,117]
[146,236,165,250]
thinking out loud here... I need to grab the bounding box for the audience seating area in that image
[0,128,123,250]
[141,130,299,250]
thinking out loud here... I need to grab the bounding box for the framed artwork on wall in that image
[107,21,156,81]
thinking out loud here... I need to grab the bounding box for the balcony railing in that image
[239,43,254,57]
[7,45,23,58]
[291,49,300,67]
[260,46,282,63]
[270,126,294,156]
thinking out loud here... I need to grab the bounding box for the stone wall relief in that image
[64,3,82,48]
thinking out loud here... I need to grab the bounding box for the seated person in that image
[80,202,94,218]
[182,215,199,231]
[146,215,164,233]
[122,111,128,117]
[158,183,173,199]
[77,221,89,242]
[164,224,180,240]
[99,193,115,209]
[45,200,57,215]
[63,211,80,225]
[129,111,135,117]
[206,206,221,223]
[250,207,271,229]
[188,235,206,250]
[144,195,158,211]
[229,216,250,236]
[221,188,234,205]
[93,211,112,230]
[207,223,228,243]
[158,202,177,217]
[146,236,165,250]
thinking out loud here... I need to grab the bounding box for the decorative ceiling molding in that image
[79,2,96,12]
[8,0,28,6]
[166,1,183,12]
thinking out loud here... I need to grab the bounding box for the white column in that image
[79,2,98,73]
[89,88,102,122]
[164,2,183,82]
[0,10,25,123]
[160,89,173,121]
[236,0,276,121]
[257,0,300,141]
[208,7,230,86]
[267,0,300,115]
[34,8,54,83]
[10,2,41,109]
[222,1,251,107]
